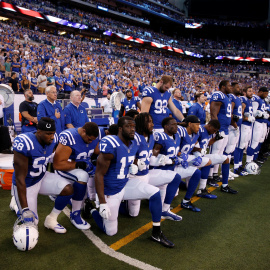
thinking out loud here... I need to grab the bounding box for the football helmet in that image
[245,162,261,175]
[13,217,39,251]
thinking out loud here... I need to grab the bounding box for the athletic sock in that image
[164,174,181,205]
[72,182,87,212]
[54,194,73,211]
[221,163,230,185]
[185,169,201,200]
[149,191,162,223]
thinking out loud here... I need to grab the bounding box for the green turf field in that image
[1,162,270,270]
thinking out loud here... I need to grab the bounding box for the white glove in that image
[129,164,138,175]
[263,112,269,119]
[158,154,173,166]
[99,203,111,219]
[201,148,207,156]
[137,159,146,171]
[248,115,255,123]
[234,127,240,137]
[254,110,263,118]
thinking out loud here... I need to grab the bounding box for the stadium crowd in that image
[4,0,268,56]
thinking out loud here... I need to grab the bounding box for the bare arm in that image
[136,101,141,110]
[210,101,222,120]
[94,152,113,204]
[53,144,75,171]
[66,123,75,129]
[152,143,162,157]
[21,111,38,124]
[168,97,184,121]
[242,103,248,121]
[14,151,29,209]
[141,96,153,113]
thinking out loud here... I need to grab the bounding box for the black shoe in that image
[254,160,263,168]
[255,158,266,164]
[207,177,219,187]
[213,174,221,182]
[151,231,175,248]
[220,185,238,194]
[82,198,94,219]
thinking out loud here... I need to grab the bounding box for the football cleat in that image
[70,210,91,230]
[9,196,17,211]
[197,188,217,199]
[44,215,67,234]
[213,174,221,182]
[151,231,174,248]
[220,185,238,194]
[82,198,94,219]
[234,168,248,176]
[161,210,182,221]
[207,177,219,187]
[230,170,239,178]
[181,201,201,212]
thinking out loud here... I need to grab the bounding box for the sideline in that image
[63,208,161,270]
[110,185,218,251]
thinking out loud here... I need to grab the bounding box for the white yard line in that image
[63,207,162,270]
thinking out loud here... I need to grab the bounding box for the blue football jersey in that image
[197,125,211,151]
[99,135,138,196]
[121,97,140,112]
[58,128,99,160]
[252,94,267,123]
[134,132,154,176]
[12,132,58,187]
[210,91,231,134]
[177,126,199,154]
[241,96,253,126]
[228,93,242,126]
[142,86,171,129]
[153,131,180,170]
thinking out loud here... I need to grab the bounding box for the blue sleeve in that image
[154,132,166,148]
[58,131,72,147]
[99,136,116,155]
[187,105,198,116]
[210,92,224,103]
[63,107,72,125]
[13,136,30,157]
[37,102,47,121]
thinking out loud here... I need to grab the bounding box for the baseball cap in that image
[184,115,200,124]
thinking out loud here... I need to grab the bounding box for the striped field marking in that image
[63,207,161,270]
[110,185,219,251]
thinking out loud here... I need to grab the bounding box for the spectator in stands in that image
[101,93,112,115]
[20,75,30,93]
[37,69,47,94]
[11,58,20,78]
[63,90,89,129]
[47,71,55,87]
[63,72,73,94]
[83,74,90,91]
[4,58,12,79]
[37,86,64,135]
[90,77,98,96]
[8,72,19,93]
[19,89,38,133]
[0,93,4,125]
[0,50,5,73]
[30,71,38,94]
[171,88,183,121]
[54,71,64,92]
